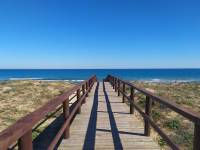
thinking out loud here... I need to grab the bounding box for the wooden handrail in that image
[106,75,200,150]
[0,75,97,150]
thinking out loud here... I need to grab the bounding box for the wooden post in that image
[122,83,125,103]
[88,80,91,92]
[82,84,86,103]
[130,87,134,114]
[86,82,89,97]
[63,98,70,139]
[193,123,200,150]
[77,89,81,114]
[18,130,33,150]
[144,96,152,136]
[113,78,115,89]
[115,79,117,92]
[118,80,120,96]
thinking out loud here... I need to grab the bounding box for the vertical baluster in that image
[115,78,117,92]
[82,84,86,103]
[88,80,91,92]
[18,130,33,150]
[144,96,152,136]
[118,80,120,96]
[130,87,134,114]
[77,89,81,114]
[113,78,115,89]
[193,123,200,150]
[86,82,89,97]
[122,83,125,103]
[63,97,70,139]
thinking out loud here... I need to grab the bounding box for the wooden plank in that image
[58,82,159,150]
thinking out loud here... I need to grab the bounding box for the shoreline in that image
[132,79,200,83]
[1,78,200,84]
[0,79,85,84]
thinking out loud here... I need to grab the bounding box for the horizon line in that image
[1,68,200,70]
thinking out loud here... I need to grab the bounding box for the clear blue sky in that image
[0,0,200,69]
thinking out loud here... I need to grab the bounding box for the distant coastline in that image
[2,78,200,84]
[1,69,200,82]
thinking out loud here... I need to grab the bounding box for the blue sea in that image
[0,69,200,82]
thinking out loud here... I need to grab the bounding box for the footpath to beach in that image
[58,82,159,150]
[0,75,200,150]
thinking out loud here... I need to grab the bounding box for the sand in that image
[0,80,74,132]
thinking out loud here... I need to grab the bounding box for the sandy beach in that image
[0,80,74,133]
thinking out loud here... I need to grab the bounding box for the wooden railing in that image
[106,75,200,150]
[0,75,97,150]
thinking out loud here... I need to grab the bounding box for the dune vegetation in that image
[0,80,74,133]
[0,80,199,149]
[132,81,200,150]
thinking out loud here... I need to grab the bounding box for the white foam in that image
[9,78,43,80]
[142,79,196,83]
[71,80,84,82]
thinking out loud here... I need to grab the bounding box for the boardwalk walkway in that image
[1,75,199,150]
[58,82,159,150]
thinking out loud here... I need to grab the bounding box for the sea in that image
[0,69,200,82]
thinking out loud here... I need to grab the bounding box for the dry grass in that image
[1,80,199,149]
[0,80,74,132]
[131,81,200,150]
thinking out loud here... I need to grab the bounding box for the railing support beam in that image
[77,89,81,114]
[194,124,200,150]
[113,78,115,89]
[86,82,89,97]
[18,130,32,150]
[130,87,134,114]
[115,79,117,92]
[88,81,91,92]
[63,98,70,139]
[122,83,125,103]
[82,84,86,103]
[144,96,152,136]
[118,80,120,96]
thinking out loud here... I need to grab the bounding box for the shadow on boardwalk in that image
[83,82,99,150]
[33,82,145,150]
[33,115,64,150]
[33,100,78,149]
[103,81,123,149]
[83,82,123,150]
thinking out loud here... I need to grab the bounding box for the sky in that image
[0,0,200,69]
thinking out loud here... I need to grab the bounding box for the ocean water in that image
[0,69,200,82]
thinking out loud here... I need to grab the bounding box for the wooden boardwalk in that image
[58,82,159,150]
[1,75,200,150]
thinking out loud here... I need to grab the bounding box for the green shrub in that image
[180,100,193,106]
[172,130,193,149]
[158,138,166,147]
[152,110,161,122]
[164,119,180,130]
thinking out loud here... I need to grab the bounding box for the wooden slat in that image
[58,82,159,150]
